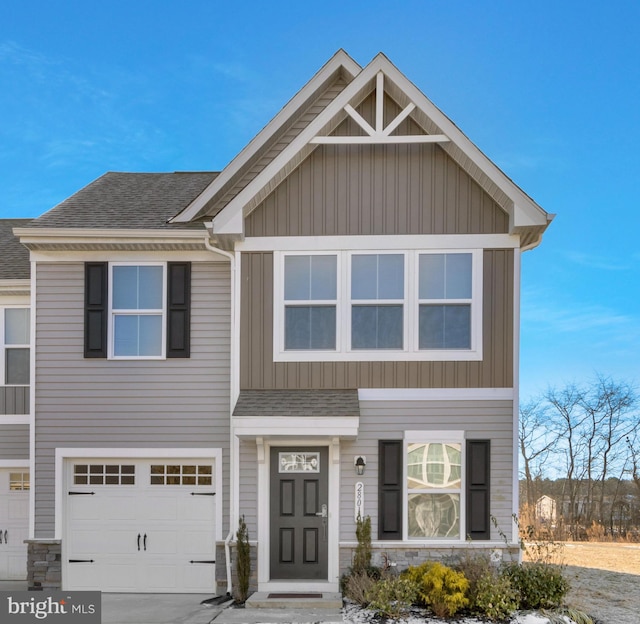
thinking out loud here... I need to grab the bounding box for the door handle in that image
[315,504,328,518]
[137,533,141,551]
[143,534,147,551]
[0,529,2,544]
[4,531,6,544]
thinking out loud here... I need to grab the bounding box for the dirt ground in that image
[524,542,640,624]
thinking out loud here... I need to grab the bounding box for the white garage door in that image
[65,459,216,593]
[0,469,29,580]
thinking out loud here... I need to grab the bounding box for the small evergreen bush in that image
[472,571,519,621]
[365,576,418,619]
[352,515,372,573]
[235,515,251,603]
[403,561,469,618]
[503,562,569,610]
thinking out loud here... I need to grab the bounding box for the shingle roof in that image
[0,219,32,279]
[27,172,219,230]
[233,389,360,418]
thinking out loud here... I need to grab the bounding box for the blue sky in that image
[1,1,638,401]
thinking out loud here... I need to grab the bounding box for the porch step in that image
[245,591,342,609]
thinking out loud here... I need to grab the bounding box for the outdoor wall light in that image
[354,456,366,476]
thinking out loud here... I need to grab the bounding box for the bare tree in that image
[519,399,557,509]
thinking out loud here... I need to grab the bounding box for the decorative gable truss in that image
[310,72,449,145]
[172,51,552,250]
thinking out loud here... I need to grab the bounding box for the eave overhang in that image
[13,228,210,252]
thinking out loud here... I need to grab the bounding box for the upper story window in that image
[110,264,165,358]
[274,249,482,362]
[1,307,30,385]
[284,254,337,350]
[84,261,191,360]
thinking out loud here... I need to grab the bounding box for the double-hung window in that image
[283,254,337,350]
[110,264,165,358]
[378,435,491,542]
[275,249,481,361]
[350,254,405,350]
[418,253,473,350]
[85,261,190,360]
[2,307,30,385]
[407,438,463,539]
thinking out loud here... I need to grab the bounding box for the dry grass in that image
[524,542,640,624]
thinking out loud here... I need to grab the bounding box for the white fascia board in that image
[13,228,207,246]
[0,459,30,468]
[30,249,221,263]
[358,388,514,401]
[373,55,549,228]
[171,50,362,224]
[238,233,520,252]
[233,416,359,438]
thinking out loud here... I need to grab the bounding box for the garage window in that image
[10,472,29,491]
[74,464,135,485]
[150,464,212,485]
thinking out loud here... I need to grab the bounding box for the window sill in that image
[273,348,482,362]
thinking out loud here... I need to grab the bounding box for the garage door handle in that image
[0,529,3,544]
[3,531,6,544]
[137,533,141,551]
[143,533,147,551]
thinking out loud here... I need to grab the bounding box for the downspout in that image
[203,235,237,597]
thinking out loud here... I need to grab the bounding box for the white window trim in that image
[273,250,483,362]
[0,305,31,387]
[108,262,167,360]
[403,430,466,542]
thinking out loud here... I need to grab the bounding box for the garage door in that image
[0,469,29,580]
[65,459,216,593]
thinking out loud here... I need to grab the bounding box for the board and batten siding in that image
[339,399,515,542]
[245,141,509,237]
[238,440,258,538]
[240,250,513,390]
[0,387,29,415]
[34,261,231,537]
[0,424,29,459]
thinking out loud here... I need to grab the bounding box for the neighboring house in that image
[7,50,552,594]
[535,495,557,524]
[0,219,31,581]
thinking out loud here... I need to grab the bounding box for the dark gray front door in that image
[270,447,328,580]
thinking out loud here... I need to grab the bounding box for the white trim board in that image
[0,460,30,468]
[238,234,520,252]
[358,388,514,401]
[233,416,359,438]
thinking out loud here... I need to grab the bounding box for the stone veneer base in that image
[26,540,62,591]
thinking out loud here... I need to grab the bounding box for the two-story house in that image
[7,50,551,595]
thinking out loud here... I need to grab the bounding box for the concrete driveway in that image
[0,583,224,624]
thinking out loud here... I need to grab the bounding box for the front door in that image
[0,469,29,580]
[270,447,328,580]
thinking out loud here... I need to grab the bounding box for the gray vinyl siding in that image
[240,250,514,390]
[238,440,258,537]
[339,399,515,542]
[0,387,29,415]
[34,261,231,537]
[0,424,29,459]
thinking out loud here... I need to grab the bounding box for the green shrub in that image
[472,571,519,621]
[404,561,469,618]
[365,576,418,619]
[235,515,250,603]
[503,562,569,610]
[352,515,372,573]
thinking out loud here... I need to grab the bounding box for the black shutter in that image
[466,439,490,540]
[167,262,191,358]
[378,440,402,540]
[84,263,108,358]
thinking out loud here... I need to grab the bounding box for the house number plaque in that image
[355,481,364,521]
